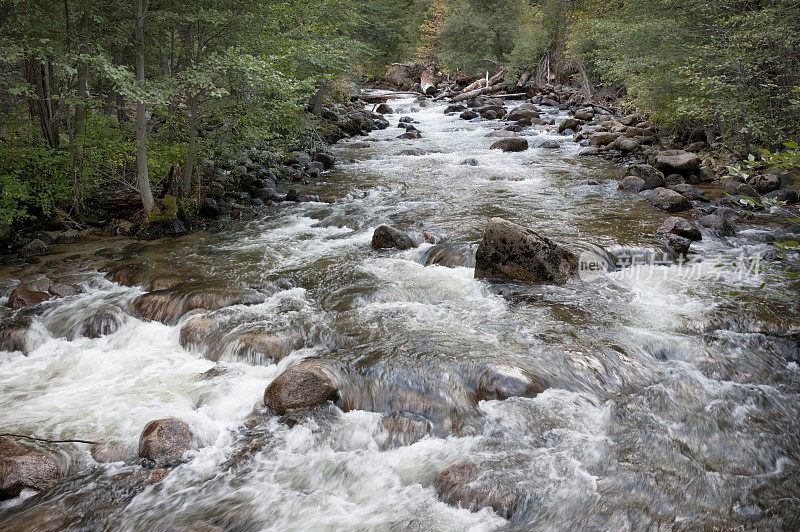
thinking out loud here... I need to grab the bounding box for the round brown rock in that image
[372,225,416,250]
[7,285,51,310]
[263,359,342,415]
[138,418,196,466]
[490,138,529,152]
[0,436,61,498]
[82,305,126,338]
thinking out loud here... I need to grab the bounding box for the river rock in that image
[669,183,707,202]
[763,188,799,205]
[378,412,433,450]
[590,132,619,147]
[82,305,126,338]
[657,217,701,241]
[372,225,417,250]
[477,364,546,401]
[474,217,578,285]
[90,440,137,464]
[539,140,560,149]
[314,153,335,170]
[558,118,581,133]
[263,359,342,414]
[460,110,478,120]
[460,158,479,166]
[138,418,197,466]
[646,187,691,212]
[433,462,515,518]
[506,104,540,122]
[7,285,51,310]
[235,332,303,365]
[665,233,692,255]
[54,230,80,245]
[699,214,737,236]
[653,150,701,175]
[0,437,61,498]
[398,130,422,140]
[490,138,528,152]
[626,164,665,189]
[616,138,641,153]
[375,103,392,114]
[444,104,466,114]
[753,173,781,194]
[20,239,50,258]
[486,130,519,138]
[573,107,594,121]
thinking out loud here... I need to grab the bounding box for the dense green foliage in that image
[1,0,798,233]
[0,0,361,229]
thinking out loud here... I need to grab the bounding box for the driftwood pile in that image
[380,63,540,104]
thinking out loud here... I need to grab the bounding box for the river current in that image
[1,94,798,530]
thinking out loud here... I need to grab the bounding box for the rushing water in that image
[1,94,799,530]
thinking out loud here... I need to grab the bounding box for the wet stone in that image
[7,285,51,310]
[433,462,516,518]
[0,436,61,499]
[138,418,197,467]
[477,364,547,402]
[264,359,342,415]
[371,225,417,250]
[82,305,126,339]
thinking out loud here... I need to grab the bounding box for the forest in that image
[1,0,798,240]
[0,1,799,530]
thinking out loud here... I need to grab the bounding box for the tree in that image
[134,0,154,214]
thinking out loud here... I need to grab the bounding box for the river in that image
[1,94,798,530]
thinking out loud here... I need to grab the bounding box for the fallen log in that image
[450,83,505,103]
[488,68,508,86]
[462,77,487,93]
[360,91,421,103]
[516,68,530,88]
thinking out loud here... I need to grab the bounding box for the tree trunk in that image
[75,10,89,133]
[134,0,154,214]
[24,56,59,148]
[183,94,198,195]
[308,81,326,116]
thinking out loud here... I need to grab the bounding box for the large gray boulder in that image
[646,187,692,212]
[653,150,701,175]
[0,437,60,498]
[474,218,578,284]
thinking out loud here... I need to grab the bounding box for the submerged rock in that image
[433,462,516,518]
[138,418,197,467]
[477,364,546,401]
[0,436,61,498]
[474,217,578,285]
[90,440,137,464]
[82,305,126,338]
[0,317,44,354]
[371,225,417,250]
[235,332,304,365]
[378,412,433,450]
[263,359,342,415]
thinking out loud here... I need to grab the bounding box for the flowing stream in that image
[1,94,799,530]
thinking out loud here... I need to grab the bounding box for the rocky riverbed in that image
[1,91,799,530]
